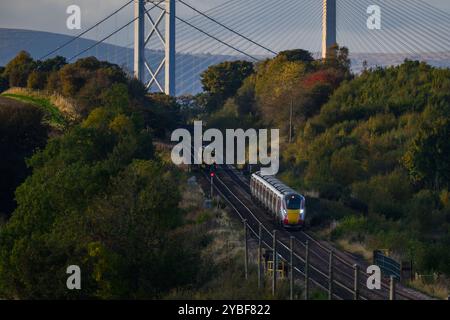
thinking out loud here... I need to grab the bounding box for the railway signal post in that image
[210,171,214,198]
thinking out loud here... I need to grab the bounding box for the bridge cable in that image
[178,0,278,55]
[39,0,134,60]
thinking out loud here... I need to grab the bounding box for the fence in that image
[240,219,399,300]
[205,168,402,300]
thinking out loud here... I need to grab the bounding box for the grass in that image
[169,172,313,300]
[407,277,449,300]
[1,93,67,129]
[336,238,373,262]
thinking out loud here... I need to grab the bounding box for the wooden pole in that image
[354,264,360,300]
[389,276,396,300]
[290,236,294,300]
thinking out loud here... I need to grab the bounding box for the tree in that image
[278,49,314,63]
[0,73,8,93]
[3,51,36,87]
[36,56,67,73]
[0,100,48,218]
[0,100,202,299]
[27,70,47,90]
[403,116,450,190]
[200,60,254,112]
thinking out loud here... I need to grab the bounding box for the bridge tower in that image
[134,0,176,96]
[321,0,337,59]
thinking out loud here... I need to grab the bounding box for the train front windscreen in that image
[286,194,301,210]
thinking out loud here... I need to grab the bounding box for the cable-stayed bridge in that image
[3,0,450,95]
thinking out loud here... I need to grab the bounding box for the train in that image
[250,171,306,229]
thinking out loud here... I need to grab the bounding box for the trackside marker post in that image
[390,275,396,300]
[354,264,360,300]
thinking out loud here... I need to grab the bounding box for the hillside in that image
[194,51,450,298]
[2,28,450,95]
[0,28,243,95]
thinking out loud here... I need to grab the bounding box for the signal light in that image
[210,172,215,177]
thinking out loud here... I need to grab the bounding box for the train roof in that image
[252,171,302,197]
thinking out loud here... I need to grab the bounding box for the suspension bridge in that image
[4,0,450,96]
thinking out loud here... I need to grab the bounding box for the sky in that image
[1,0,449,33]
[0,0,449,55]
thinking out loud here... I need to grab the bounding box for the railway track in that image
[197,164,431,300]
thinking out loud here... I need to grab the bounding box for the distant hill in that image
[0,28,245,95]
[1,28,449,94]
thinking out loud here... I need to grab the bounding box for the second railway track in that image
[197,164,428,300]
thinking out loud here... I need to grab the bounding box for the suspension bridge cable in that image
[348,0,422,57]
[39,0,134,60]
[241,0,311,53]
[338,0,400,55]
[67,3,161,62]
[175,0,274,55]
[152,2,260,61]
[367,0,438,56]
[393,0,450,54]
[175,0,276,56]
[175,0,253,52]
[290,0,323,54]
[178,0,278,55]
[412,0,450,20]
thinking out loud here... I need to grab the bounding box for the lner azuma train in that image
[250,171,306,229]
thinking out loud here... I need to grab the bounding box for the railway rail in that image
[197,164,431,300]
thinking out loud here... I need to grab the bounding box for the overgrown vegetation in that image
[192,47,450,296]
[0,53,197,299]
[1,45,449,298]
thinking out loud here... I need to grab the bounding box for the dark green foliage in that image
[403,105,450,190]
[48,57,129,117]
[0,97,48,218]
[200,60,254,112]
[0,67,8,93]
[0,52,197,298]
[0,99,203,298]
[278,49,314,62]
[3,51,35,87]
[36,56,67,73]
[194,52,450,276]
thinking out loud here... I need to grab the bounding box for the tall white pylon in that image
[322,0,337,59]
[134,0,176,96]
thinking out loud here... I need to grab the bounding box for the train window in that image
[286,195,301,210]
